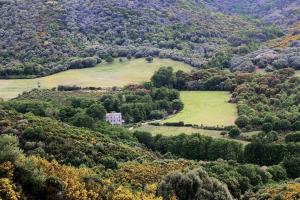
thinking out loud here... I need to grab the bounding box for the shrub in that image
[273,119,291,131]
[86,104,106,120]
[171,99,184,111]
[57,85,81,91]
[164,122,184,127]
[289,56,300,69]
[149,110,165,119]
[105,55,114,63]
[282,156,300,178]
[262,123,273,133]
[151,67,174,88]
[133,131,154,149]
[235,115,250,128]
[266,165,287,181]
[292,121,300,131]
[100,156,118,169]
[0,134,23,163]
[146,56,154,63]
[228,127,241,138]
[157,168,233,200]
[272,59,288,69]
[285,132,300,143]
[71,112,95,128]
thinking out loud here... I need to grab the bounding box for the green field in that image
[0,58,192,100]
[163,91,237,126]
[133,124,258,144]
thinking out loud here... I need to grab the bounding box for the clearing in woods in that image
[0,58,192,100]
[163,91,238,126]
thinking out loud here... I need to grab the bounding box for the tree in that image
[146,56,154,63]
[282,156,300,178]
[126,54,132,60]
[171,99,183,111]
[272,59,288,69]
[149,110,165,120]
[235,115,250,128]
[262,123,273,133]
[273,119,291,131]
[86,104,106,120]
[266,165,287,181]
[0,135,22,163]
[207,52,232,69]
[228,127,241,138]
[134,131,154,149]
[58,106,77,121]
[157,168,233,200]
[151,67,174,88]
[105,55,114,63]
[71,112,94,128]
[285,132,300,143]
[292,121,300,131]
[100,156,118,169]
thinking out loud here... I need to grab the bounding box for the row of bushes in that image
[134,131,300,171]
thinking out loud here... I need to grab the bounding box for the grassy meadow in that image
[163,91,237,126]
[133,124,258,144]
[0,58,192,100]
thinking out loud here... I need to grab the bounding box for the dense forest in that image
[0,0,284,78]
[1,0,300,200]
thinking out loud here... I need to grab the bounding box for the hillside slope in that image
[205,0,300,29]
[0,0,278,77]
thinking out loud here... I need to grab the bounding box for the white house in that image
[105,112,125,125]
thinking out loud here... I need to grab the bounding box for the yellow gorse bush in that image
[0,162,20,200]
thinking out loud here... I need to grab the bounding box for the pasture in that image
[163,91,237,126]
[133,124,257,144]
[0,58,192,100]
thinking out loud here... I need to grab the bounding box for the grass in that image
[133,124,254,144]
[163,91,237,126]
[0,58,192,100]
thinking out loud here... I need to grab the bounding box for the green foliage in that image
[134,131,154,149]
[105,55,114,63]
[146,56,154,63]
[157,167,233,200]
[228,127,241,138]
[244,142,300,166]
[16,157,47,196]
[282,156,300,178]
[100,156,118,169]
[267,165,287,181]
[252,131,278,143]
[151,67,174,88]
[136,132,243,161]
[262,123,273,133]
[285,132,300,143]
[86,104,106,120]
[235,115,250,128]
[0,134,22,163]
[201,160,273,199]
[5,100,51,117]
[261,26,284,39]
[207,52,232,69]
[71,112,95,128]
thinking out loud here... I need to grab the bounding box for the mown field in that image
[0,58,192,100]
[163,91,237,126]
